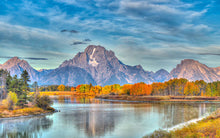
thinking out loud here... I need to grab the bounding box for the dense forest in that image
[40,78,220,96]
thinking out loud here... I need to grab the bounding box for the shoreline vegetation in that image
[0,69,55,119]
[95,95,220,102]
[29,91,95,96]
[30,91,220,102]
[144,109,220,138]
[0,105,55,119]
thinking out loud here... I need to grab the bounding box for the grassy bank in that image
[96,95,220,102]
[144,109,220,138]
[29,92,220,102]
[29,91,74,96]
[29,91,95,96]
[0,105,55,118]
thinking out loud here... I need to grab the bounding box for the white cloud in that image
[0,21,82,69]
[0,0,219,71]
[115,44,220,71]
[117,0,208,21]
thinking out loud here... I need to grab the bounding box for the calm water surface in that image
[0,96,219,138]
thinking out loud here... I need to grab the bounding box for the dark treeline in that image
[39,85,71,92]
[0,69,30,107]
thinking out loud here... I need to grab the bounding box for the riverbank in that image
[144,109,220,138]
[96,95,220,102]
[29,91,95,96]
[0,106,56,118]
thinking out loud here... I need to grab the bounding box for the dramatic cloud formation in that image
[0,0,220,71]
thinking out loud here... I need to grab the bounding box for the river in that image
[0,96,219,138]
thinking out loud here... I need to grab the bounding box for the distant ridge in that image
[0,57,40,82]
[170,59,220,82]
[1,45,220,86]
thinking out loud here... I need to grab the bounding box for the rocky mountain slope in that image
[153,69,170,82]
[213,67,220,76]
[0,57,40,82]
[170,59,220,82]
[1,46,220,86]
[58,45,154,86]
[40,66,96,86]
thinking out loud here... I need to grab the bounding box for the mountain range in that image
[1,45,220,86]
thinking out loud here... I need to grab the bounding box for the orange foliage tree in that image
[130,82,152,96]
[71,87,75,92]
[121,84,132,95]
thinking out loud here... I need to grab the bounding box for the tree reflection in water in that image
[0,116,53,138]
[155,103,218,128]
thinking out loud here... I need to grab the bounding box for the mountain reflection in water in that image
[0,96,219,138]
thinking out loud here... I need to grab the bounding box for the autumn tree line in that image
[42,78,220,96]
[0,69,52,110]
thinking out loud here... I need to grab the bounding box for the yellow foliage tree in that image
[3,91,18,110]
[57,84,65,91]
[184,82,200,96]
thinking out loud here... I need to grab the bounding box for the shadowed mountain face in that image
[1,46,220,86]
[153,69,170,82]
[40,66,96,86]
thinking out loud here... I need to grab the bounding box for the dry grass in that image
[96,95,220,102]
[170,117,220,138]
[29,91,95,96]
[145,109,220,138]
[29,91,74,96]
[96,95,171,101]
[0,105,54,118]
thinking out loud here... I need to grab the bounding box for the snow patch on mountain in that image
[88,48,99,67]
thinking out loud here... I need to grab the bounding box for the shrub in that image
[36,95,53,110]
[46,106,55,112]
[17,94,28,108]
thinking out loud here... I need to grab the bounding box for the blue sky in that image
[0,0,220,72]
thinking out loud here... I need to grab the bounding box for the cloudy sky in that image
[0,0,220,72]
